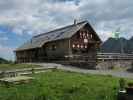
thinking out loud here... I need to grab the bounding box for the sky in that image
[0,0,133,60]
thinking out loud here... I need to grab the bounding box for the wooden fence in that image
[0,66,56,78]
[97,53,133,61]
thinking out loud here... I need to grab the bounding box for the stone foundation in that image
[96,60,133,70]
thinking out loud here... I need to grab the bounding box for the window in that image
[72,44,76,48]
[80,32,82,38]
[90,34,93,38]
[84,39,88,43]
[52,45,56,50]
[85,45,87,48]
[83,33,85,38]
[81,45,83,48]
[77,44,80,48]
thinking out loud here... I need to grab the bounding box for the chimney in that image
[74,19,77,25]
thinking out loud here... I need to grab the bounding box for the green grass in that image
[0,70,132,100]
[111,66,129,71]
[0,64,41,71]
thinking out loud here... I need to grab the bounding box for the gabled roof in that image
[15,21,101,51]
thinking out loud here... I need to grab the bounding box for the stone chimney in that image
[74,19,77,25]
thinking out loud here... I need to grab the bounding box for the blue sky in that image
[0,0,133,60]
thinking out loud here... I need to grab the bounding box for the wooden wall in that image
[44,39,70,59]
[70,24,100,57]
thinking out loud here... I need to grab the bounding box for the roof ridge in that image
[33,20,87,38]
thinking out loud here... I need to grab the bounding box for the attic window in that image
[84,39,88,43]
[86,33,89,37]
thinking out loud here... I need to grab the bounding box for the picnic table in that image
[0,76,34,85]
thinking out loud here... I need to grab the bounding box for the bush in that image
[119,78,126,91]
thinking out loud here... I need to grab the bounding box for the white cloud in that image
[0,0,133,60]
[0,37,8,41]
[0,0,80,36]
[0,44,14,60]
[0,0,132,39]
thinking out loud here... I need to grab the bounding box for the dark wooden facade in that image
[15,21,101,69]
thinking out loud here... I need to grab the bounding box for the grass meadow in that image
[0,69,130,100]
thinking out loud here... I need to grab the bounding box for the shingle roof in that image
[15,21,99,51]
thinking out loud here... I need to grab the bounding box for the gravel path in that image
[1,63,133,79]
[34,63,133,79]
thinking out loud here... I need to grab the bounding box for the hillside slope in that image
[0,57,9,64]
[101,36,133,53]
